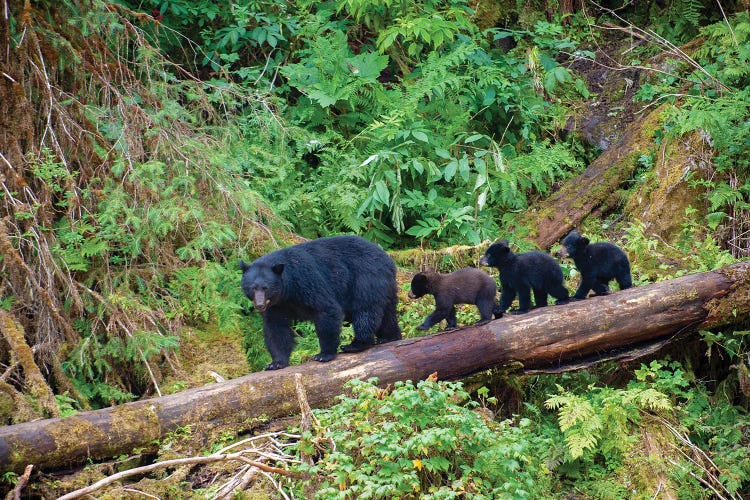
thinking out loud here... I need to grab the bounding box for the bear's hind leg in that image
[375,304,402,344]
[550,283,570,304]
[616,269,633,290]
[592,279,610,296]
[476,297,495,323]
[342,309,380,352]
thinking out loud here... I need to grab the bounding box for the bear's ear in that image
[239,259,252,272]
[580,237,590,246]
[271,263,285,275]
[498,239,510,247]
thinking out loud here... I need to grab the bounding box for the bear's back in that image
[583,241,630,275]
[271,235,396,309]
[513,251,563,288]
[442,268,496,304]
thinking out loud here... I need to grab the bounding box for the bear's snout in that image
[478,255,490,267]
[253,289,271,312]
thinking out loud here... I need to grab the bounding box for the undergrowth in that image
[284,356,750,498]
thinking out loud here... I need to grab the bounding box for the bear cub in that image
[409,268,500,331]
[479,240,569,315]
[559,230,632,300]
[240,235,401,370]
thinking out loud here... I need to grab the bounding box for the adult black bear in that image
[408,268,499,331]
[240,235,401,370]
[559,230,632,300]
[479,240,569,315]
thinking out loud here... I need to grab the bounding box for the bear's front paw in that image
[555,299,570,305]
[264,361,288,370]
[312,352,336,362]
[509,309,528,315]
[341,340,374,353]
[416,323,431,331]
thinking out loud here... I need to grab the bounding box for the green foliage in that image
[537,359,750,497]
[700,329,750,361]
[622,215,735,283]
[62,330,179,406]
[546,381,672,461]
[649,0,713,43]
[280,29,391,115]
[1,472,17,487]
[291,377,548,498]
[187,0,588,247]
[55,392,81,418]
[637,359,750,497]
[636,12,750,255]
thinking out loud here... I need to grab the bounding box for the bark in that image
[521,105,667,250]
[1,261,749,474]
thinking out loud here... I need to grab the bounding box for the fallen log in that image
[520,105,666,250]
[1,261,749,474]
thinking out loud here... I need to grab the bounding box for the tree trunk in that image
[521,105,667,250]
[1,261,749,474]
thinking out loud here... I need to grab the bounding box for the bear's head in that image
[559,230,589,259]
[479,240,512,268]
[240,259,285,312]
[408,272,432,299]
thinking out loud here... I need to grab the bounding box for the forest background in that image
[1,0,750,497]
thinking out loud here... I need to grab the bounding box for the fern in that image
[546,380,673,462]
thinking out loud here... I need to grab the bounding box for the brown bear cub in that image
[409,268,499,331]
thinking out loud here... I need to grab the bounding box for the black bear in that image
[558,230,632,300]
[479,240,569,315]
[408,268,499,331]
[240,235,402,370]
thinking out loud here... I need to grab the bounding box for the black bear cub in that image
[409,268,499,331]
[240,235,401,370]
[479,240,569,315]
[559,230,632,300]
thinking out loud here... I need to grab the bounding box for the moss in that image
[0,311,58,418]
[0,390,16,424]
[472,0,503,31]
[160,325,249,393]
[390,243,490,272]
[618,417,681,497]
[625,131,710,240]
[704,263,750,328]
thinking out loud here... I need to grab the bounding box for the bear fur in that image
[559,230,632,300]
[479,240,569,315]
[240,235,401,370]
[408,268,499,330]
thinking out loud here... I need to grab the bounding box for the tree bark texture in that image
[521,105,667,250]
[1,261,749,474]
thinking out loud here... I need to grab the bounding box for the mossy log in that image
[521,105,666,250]
[1,261,750,474]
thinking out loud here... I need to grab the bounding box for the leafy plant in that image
[62,330,179,405]
[546,381,672,461]
[292,377,548,498]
